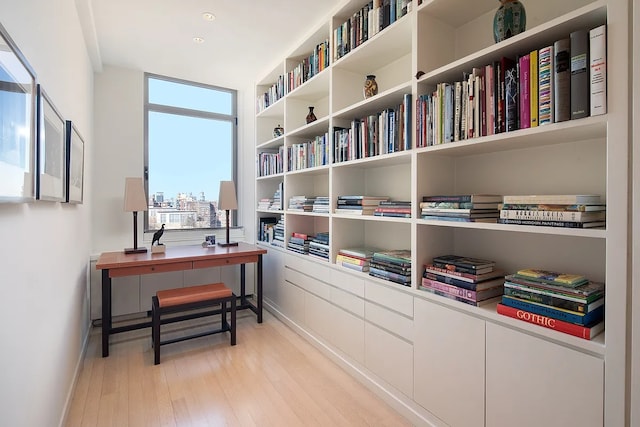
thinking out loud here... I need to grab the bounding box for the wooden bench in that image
[151,282,236,365]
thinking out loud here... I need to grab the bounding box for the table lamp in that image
[218,180,238,247]
[124,177,148,254]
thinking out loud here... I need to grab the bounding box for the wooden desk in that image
[96,242,267,357]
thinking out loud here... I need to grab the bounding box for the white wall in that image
[0,1,94,426]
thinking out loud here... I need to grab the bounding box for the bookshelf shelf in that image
[255,0,629,424]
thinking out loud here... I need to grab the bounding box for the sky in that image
[147,78,234,202]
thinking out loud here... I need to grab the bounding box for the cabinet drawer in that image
[331,286,364,317]
[285,267,330,300]
[365,279,413,317]
[286,253,329,279]
[365,322,413,397]
[330,268,365,297]
[365,301,413,342]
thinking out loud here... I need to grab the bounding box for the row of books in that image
[257,216,279,243]
[257,146,284,177]
[287,133,330,172]
[373,200,411,218]
[415,24,606,147]
[333,94,412,163]
[336,247,411,286]
[285,39,330,94]
[420,194,501,223]
[335,195,388,215]
[309,232,330,261]
[288,195,315,212]
[496,269,605,340]
[333,0,411,61]
[420,255,505,306]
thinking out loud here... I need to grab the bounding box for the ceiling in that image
[79,0,343,89]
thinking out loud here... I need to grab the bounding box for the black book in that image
[570,29,589,119]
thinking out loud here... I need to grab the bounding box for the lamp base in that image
[124,247,148,254]
[217,241,238,247]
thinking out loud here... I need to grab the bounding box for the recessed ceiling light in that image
[193,37,205,44]
[202,12,216,21]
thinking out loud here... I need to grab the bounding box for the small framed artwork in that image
[36,85,66,202]
[65,121,84,204]
[0,22,37,202]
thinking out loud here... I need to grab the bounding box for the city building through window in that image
[144,73,237,231]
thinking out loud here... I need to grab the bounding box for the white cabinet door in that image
[413,298,485,427]
[365,322,413,397]
[262,248,284,307]
[486,323,604,427]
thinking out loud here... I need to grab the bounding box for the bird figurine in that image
[152,224,165,246]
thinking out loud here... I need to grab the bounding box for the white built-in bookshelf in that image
[255,0,629,425]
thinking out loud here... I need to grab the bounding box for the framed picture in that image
[0,22,37,202]
[65,121,84,204]
[36,85,66,202]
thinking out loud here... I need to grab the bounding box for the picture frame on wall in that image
[0,22,37,203]
[36,85,66,202]
[65,121,84,204]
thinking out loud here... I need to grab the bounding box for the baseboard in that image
[58,320,92,427]
[263,300,445,427]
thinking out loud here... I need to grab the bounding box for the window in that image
[144,74,237,231]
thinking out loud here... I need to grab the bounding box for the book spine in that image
[589,24,607,116]
[421,287,488,307]
[423,271,481,290]
[538,45,554,125]
[497,218,603,228]
[337,253,368,265]
[553,38,571,122]
[570,29,590,119]
[518,54,530,129]
[505,60,519,132]
[501,296,604,325]
[496,303,603,340]
[503,287,601,313]
[423,264,477,282]
[529,49,538,127]
[421,277,481,300]
[500,203,605,212]
[485,63,495,135]
[499,209,604,222]
[430,261,485,275]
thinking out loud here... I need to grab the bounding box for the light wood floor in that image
[65,309,413,426]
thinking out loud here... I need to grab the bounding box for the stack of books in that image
[336,247,378,272]
[269,182,283,211]
[308,232,330,261]
[421,255,505,306]
[288,195,316,212]
[258,198,272,210]
[497,269,605,340]
[288,232,311,254]
[336,195,389,215]
[498,195,606,228]
[369,249,412,286]
[271,216,285,248]
[420,194,502,222]
[313,196,330,213]
[374,200,411,218]
[257,216,278,243]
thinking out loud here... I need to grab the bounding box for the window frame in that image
[143,72,238,232]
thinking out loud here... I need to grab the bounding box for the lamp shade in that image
[123,177,148,212]
[218,181,238,210]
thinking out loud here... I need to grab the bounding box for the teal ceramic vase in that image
[493,0,526,43]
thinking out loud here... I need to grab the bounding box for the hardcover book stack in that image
[336,195,388,215]
[421,255,505,306]
[498,194,606,228]
[271,216,285,248]
[369,249,412,286]
[497,269,605,340]
[258,198,272,210]
[312,196,330,213]
[308,232,330,261]
[420,194,502,222]
[336,247,378,272]
[288,232,311,255]
[288,195,316,212]
[268,182,283,211]
[374,200,411,218]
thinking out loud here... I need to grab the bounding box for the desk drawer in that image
[109,261,193,277]
[193,255,258,269]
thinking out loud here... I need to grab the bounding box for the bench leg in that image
[152,296,161,365]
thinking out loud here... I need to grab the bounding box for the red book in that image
[496,303,604,340]
[518,54,531,129]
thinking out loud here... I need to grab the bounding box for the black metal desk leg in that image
[240,263,247,306]
[257,254,263,323]
[101,269,112,357]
